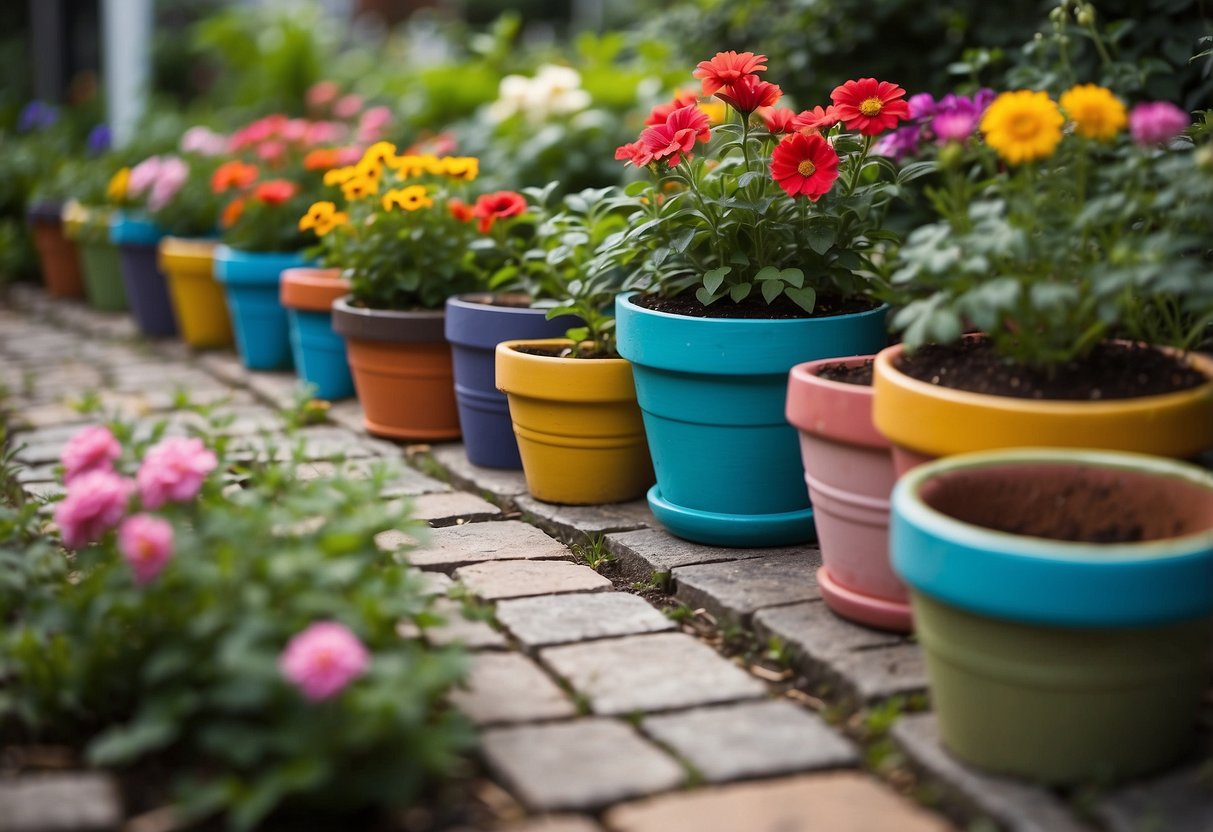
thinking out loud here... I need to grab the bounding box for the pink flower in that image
[357,106,392,143]
[256,140,287,163]
[180,126,228,156]
[307,80,341,111]
[1129,101,1189,146]
[136,437,217,510]
[127,156,163,197]
[148,157,189,212]
[336,145,364,165]
[54,470,133,549]
[118,514,174,585]
[304,121,347,146]
[279,622,370,701]
[334,94,364,120]
[280,118,310,143]
[60,425,122,483]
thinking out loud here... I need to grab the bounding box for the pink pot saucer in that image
[817,566,913,633]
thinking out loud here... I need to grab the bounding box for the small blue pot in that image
[615,292,888,547]
[281,267,354,400]
[445,294,577,469]
[213,246,309,371]
[111,213,176,337]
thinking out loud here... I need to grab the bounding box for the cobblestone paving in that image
[1,286,1210,832]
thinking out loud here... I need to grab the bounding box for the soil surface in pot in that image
[896,340,1207,401]
[633,291,877,319]
[817,359,874,386]
[462,292,533,308]
[921,462,1213,544]
[511,345,614,359]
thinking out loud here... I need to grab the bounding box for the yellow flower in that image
[381,185,433,212]
[324,166,357,186]
[980,90,1064,164]
[299,201,348,235]
[361,141,398,167]
[699,101,728,125]
[107,167,130,202]
[341,175,379,201]
[387,154,442,179]
[1059,84,1126,141]
[353,157,383,183]
[440,156,479,181]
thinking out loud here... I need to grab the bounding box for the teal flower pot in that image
[615,292,888,546]
[213,246,309,371]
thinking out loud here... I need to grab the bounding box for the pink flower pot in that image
[786,356,912,632]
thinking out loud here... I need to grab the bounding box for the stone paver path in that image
[1,285,1209,832]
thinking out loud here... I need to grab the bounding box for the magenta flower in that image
[333,94,364,120]
[280,118,310,143]
[180,126,228,156]
[54,470,134,549]
[136,437,218,510]
[127,156,163,197]
[306,80,340,111]
[118,514,174,585]
[304,121,347,147]
[147,157,189,212]
[60,425,122,484]
[874,125,922,160]
[357,106,392,143]
[908,92,936,120]
[1129,101,1189,147]
[279,622,371,701]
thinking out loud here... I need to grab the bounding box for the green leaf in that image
[785,286,817,313]
[779,268,805,288]
[87,717,177,766]
[754,265,781,281]
[695,287,721,306]
[729,282,752,302]
[702,267,730,295]
[565,326,589,342]
[806,223,836,256]
[761,280,782,303]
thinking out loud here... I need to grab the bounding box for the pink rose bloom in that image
[281,118,310,143]
[61,425,122,483]
[307,80,341,111]
[180,126,228,156]
[279,621,370,701]
[333,93,364,120]
[54,470,133,549]
[1129,101,1189,147]
[127,156,163,197]
[118,513,174,585]
[148,157,189,212]
[256,140,286,163]
[303,120,347,146]
[136,437,217,510]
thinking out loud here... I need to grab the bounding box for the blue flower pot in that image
[615,292,888,547]
[111,213,176,337]
[213,246,308,371]
[445,294,578,469]
[281,267,354,400]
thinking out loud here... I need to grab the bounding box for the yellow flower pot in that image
[873,342,1213,474]
[495,339,653,505]
[158,237,233,349]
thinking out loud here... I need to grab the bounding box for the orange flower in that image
[448,198,475,223]
[715,75,781,116]
[472,191,527,234]
[693,51,768,97]
[770,132,840,201]
[211,161,259,194]
[221,197,246,228]
[252,179,299,204]
[830,78,910,136]
[304,148,341,171]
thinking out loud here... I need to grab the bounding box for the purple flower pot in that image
[112,214,176,337]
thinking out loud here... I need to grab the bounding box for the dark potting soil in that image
[817,360,874,386]
[632,291,877,320]
[896,339,1208,401]
[511,345,615,360]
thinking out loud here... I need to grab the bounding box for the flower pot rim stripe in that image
[281,267,348,312]
[331,295,446,342]
[891,447,1213,628]
[445,294,578,350]
[213,245,311,287]
[495,339,638,402]
[787,357,886,449]
[160,236,218,266]
[872,343,1213,459]
[110,213,167,246]
[616,291,890,376]
[647,484,815,547]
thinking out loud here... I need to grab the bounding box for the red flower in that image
[220,198,245,228]
[762,107,799,135]
[473,191,527,233]
[636,105,712,167]
[793,105,842,135]
[251,179,299,205]
[770,132,840,201]
[830,78,910,136]
[211,161,259,194]
[693,51,768,97]
[615,141,650,167]
[448,198,475,223]
[715,75,782,116]
[646,91,700,126]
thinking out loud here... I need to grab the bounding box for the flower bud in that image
[938,142,965,169]
[1195,144,1213,172]
[1076,4,1096,26]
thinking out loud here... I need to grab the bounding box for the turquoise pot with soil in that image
[891,447,1213,784]
[615,292,888,547]
[214,246,309,371]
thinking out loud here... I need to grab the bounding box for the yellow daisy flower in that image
[361,141,398,167]
[299,201,346,233]
[381,185,433,212]
[342,175,379,201]
[314,211,348,236]
[1059,84,1126,141]
[324,166,357,186]
[980,90,1064,164]
[107,167,130,202]
[440,156,479,181]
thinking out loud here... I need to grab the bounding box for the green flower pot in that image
[77,240,128,311]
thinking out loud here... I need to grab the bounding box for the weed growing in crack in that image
[571,533,613,571]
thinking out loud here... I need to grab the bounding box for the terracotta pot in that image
[873,340,1213,476]
[281,268,354,400]
[786,357,909,632]
[331,296,458,440]
[28,202,84,298]
[892,447,1213,784]
[496,338,653,504]
[159,238,233,349]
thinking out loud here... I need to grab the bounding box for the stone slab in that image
[514,495,652,544]
[495,592,676,649]
[412,491,502,526]
[640,699,858,783]
[540,632,765,716]
[449,652,577,726]
[294,459,451,497]
[244,370,305,409]
[604,771,954,832]
[0,772,123,831]
[422,597,508,650]
[481,719,684,811]
[672,550,822,623]
[430,442,530,497]
[828,643,929,704]
[400,520,570,572]
[891,713,1093,832]
[1097,763,1213,832]
[605,527,787,577]
[455,560,612,600]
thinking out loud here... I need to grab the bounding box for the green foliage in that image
[149,155,225,239]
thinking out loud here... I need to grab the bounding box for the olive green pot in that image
[77,240,128,311]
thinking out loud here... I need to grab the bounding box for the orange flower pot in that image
[28,203,84,298]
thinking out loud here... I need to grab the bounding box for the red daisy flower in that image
[646,91,700,126]
[770,132,840,201]
[251,179,299,204]
[473,191,527,234]
[448,198,475,223]
[762,107,799,135]
[615,141,652,167]
[715,75,782,116]
[793,105,842,135]
[637,105,712,167]
[830,78,910,136]
[693,51,768,96]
